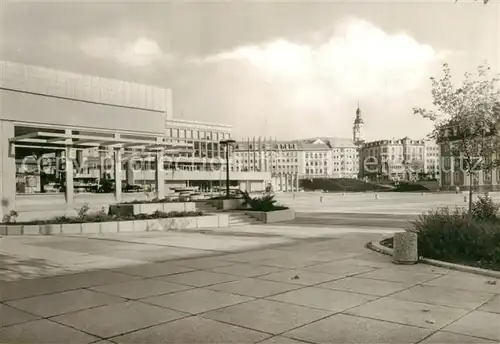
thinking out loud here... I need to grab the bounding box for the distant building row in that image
[232,105,441,190]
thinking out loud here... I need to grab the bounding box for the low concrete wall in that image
[210,199,244,210]
[109,202,196,216]
[245,208,295,223]
[0,213,230,236]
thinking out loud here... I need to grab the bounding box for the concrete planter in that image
[211,199,244,211]
[41,224,61,235]
[118,220,134,233]
[64,223,82,234]
[81,223,100,234]
[109,202,196,216]
[196,215,219,228]
[7,225,23,235]
[23,225,41,235]
[100,222,119,234]
[134,220,148,232]
[0,214,230,235]
[0,225,8,235]
[245,208,295,223]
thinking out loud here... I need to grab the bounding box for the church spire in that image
[354,101,363,124]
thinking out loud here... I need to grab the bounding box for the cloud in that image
[79,36,169,67]
[195,17,443,95]
[185,18,444,140]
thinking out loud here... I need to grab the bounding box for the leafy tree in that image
[414,63,500,212]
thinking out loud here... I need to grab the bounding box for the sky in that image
[0,0,499,141]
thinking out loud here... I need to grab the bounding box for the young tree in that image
[414,63,500,212]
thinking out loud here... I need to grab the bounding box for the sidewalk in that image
[1,230,499,343]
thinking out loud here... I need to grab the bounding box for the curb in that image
[366,239,500,279]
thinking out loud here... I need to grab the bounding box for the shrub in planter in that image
[1,210,205,226]
[471,195,500,223]
[408,204,500,270]
[240,191,288,212]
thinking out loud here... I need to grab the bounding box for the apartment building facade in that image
[359,137,440,181]
[232,136,359,192]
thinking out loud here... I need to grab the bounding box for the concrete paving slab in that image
[283,313,433,344]
[356,268,441,284]
[346,297,469,330]
[0,319,98,343]
[207,278,301,298]
[319,277,410,296]
[171,257,235,269]
[420,330,498,343]
[252,256,326,269]
[0,271,137,301]
[207,263,284,277]
[258,336,306,344]
[158,270,240,287]
[203,299,332,335]
[141,288,253,314]
[221,249,293,263]
[6,289,125,317]
[302,261,377,277]
[443,310,500,341]
[257,269,342,286]
[0,303,40,328]
[424,274,500,294]
[391,284,495,310]
[110,261,196,278]
[478,295,500,314]
[112,316,269,344]
[323,257,390,269]
[385,263,453,275]
[52,301,187,338]
[89,279,192,300]
[267,287,376,312]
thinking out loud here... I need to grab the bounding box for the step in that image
[229,219,259,224]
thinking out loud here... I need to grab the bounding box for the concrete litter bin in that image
[393,231,418,265]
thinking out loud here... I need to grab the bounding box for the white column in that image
[64,147,74,206]
[114,148,122,202]
[296,174,300,191]
[125,156,134,185]
[0,121,16,219]
[63,130,74,206]
[156,151,165,199]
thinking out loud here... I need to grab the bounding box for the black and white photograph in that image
[0,0,499,343]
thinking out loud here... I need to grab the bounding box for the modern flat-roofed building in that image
[0,61,269,220]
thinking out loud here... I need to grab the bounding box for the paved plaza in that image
[1,192,499,343]
[275,191,494,215]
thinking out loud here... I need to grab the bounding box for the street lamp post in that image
[220,139,236,199]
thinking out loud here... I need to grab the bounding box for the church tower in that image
[353,102,364,146]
